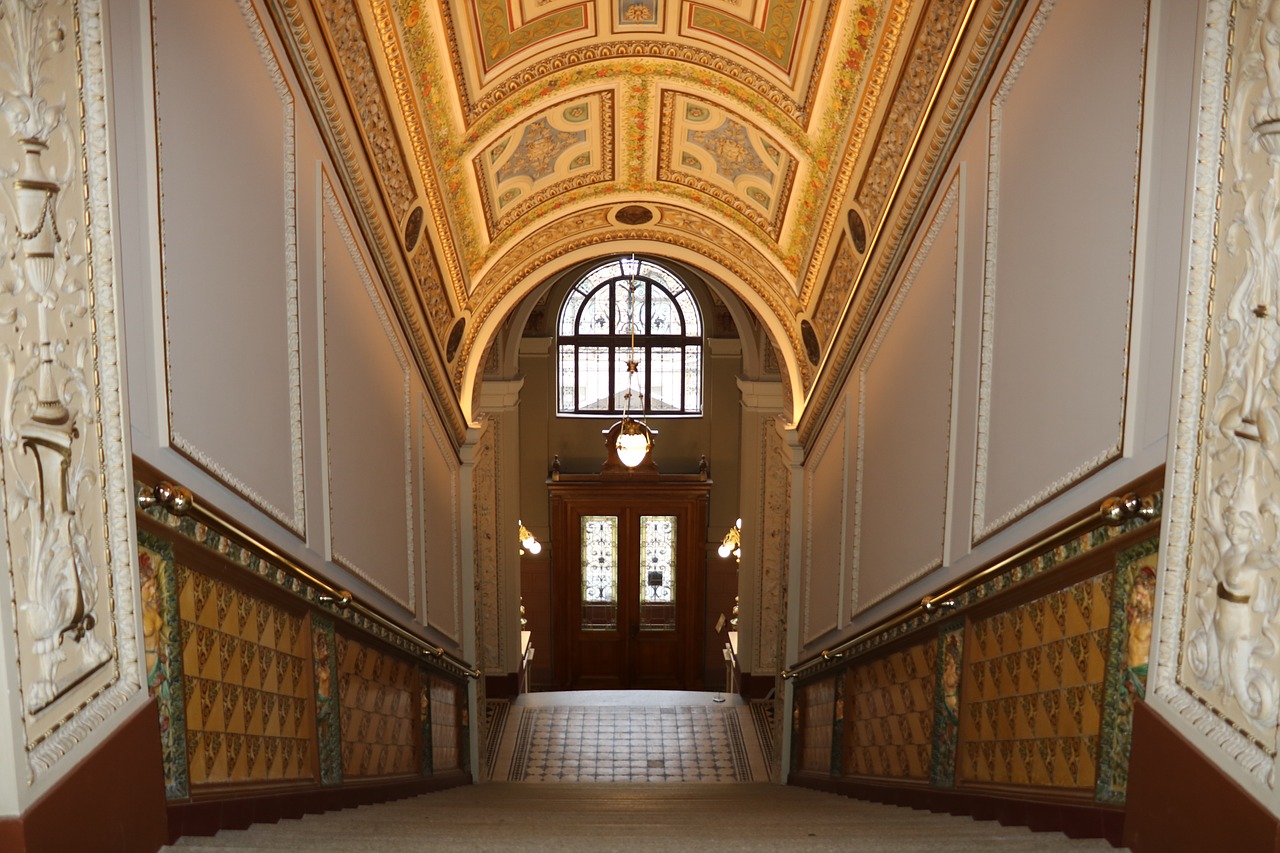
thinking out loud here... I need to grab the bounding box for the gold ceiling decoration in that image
[283,0,1020,432]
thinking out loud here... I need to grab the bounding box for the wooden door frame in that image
[548,473,710,691]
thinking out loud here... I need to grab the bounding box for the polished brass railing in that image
[781,491,1158,682]
[136,478,481,680]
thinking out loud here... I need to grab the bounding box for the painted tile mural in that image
[430,675,463,773]
[958,573,1113,790]
[178,565,316,786]
[336,633,420,777]
[1096,538,1158,804]
[313,614,343,784]
[930,621,964,787]
[843,640,936,780]
[139,533,189,799]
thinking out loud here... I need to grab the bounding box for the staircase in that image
[161,782,1124,852]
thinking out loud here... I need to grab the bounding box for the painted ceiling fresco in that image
[299,0,1019,432]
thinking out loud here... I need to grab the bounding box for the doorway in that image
[549,477,709,690]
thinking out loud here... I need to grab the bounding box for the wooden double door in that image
[549,479,709,690]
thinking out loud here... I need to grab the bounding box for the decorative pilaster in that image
[1159,0,1280,805]
[0,0,139,796]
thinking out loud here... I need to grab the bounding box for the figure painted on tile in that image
[314,628,332,701]
[1124,564,1156,700]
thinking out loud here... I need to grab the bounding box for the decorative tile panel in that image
[797,677,836,774]
[139,533,189,799]
[312,614,343,784]
[843,641,936,780]
[177,565,315,787]
[1097,538,1158,804]
[930,621,964,787]
[958,573,1113,790]
[336,633,419,778]
[430,676,463,772]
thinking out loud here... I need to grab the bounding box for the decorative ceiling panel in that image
[475,91,615,236]
[658,91,797,238]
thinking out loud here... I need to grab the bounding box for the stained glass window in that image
[581,515,618,630]
[557,258,703,415]
[639,515,676,631]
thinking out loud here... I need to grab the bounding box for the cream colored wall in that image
[796,0,1189,656]
[114,0,464,650]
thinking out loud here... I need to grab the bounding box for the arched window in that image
[557,257,703,416]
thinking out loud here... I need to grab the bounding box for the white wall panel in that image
[321,178,414,609]
[421,400,461,642]
[855,183,959,611]
[802,400,848,645]
[973,0,1146,541]
[154,0,304,534]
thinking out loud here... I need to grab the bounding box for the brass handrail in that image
[780,491,1158,681]
[136,479,481,680]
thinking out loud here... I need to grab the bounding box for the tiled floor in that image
[493,691,768,783]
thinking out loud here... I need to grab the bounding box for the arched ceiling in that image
[291,0,1020,438]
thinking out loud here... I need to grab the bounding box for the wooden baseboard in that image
[789,773,1124,846]
[0,698,169,853]
[165,771,470,843]
[1124,701,1280,852]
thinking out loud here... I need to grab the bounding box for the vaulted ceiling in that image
[292,0,1021,440]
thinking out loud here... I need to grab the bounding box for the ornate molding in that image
[1158,0,1280,789]
[0,0,141,775]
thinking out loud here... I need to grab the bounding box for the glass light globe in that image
[615,419,651,467]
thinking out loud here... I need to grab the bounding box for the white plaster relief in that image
[0,0,141,775]
[421,397,461,643]
[1163,0,1280,787]
[322,176,416,610]
[157,0,306,538]
[852,178,958,612]
[756,417,789,671]
[971,0,1131,543]
[802,398,846,643]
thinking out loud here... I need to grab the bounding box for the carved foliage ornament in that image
[1180,0,1280,758]
[0,0,138,776]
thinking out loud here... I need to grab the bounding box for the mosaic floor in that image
[492,691,769,782]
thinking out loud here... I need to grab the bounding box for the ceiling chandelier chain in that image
[615,254,654,468]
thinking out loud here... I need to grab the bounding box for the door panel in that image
[549,479,709,690]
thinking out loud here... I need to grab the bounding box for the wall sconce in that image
[518,520,542,555]
[717,517,742,561]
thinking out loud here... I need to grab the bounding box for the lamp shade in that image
[615,418,652,467]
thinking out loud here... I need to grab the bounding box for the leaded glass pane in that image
[639,515,676,631]
[684,346,703,414]
[649,347,683,412]
[556,257,703,416]
[576,346,611,411]
[579,285,613,335]
[557,345,577,412]
[558,288,586,336]
[674,289,701,336]
[649,287,680,336]
[581,516,617,630]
